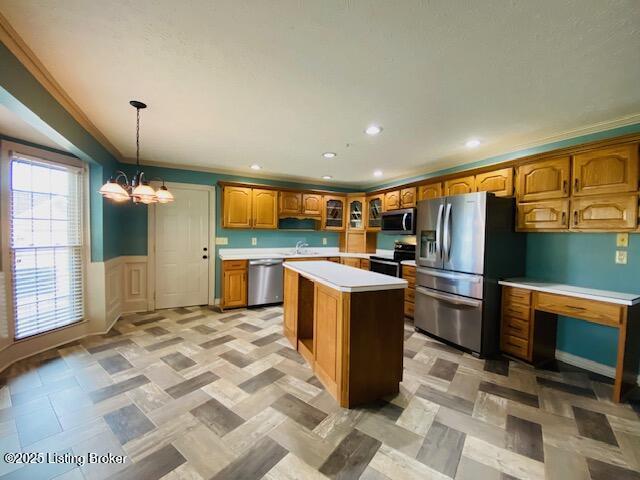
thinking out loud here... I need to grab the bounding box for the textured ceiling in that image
[1,0,639,186]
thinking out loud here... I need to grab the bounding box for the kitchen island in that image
[283,261,407,408]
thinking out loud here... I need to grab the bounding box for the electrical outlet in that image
[215,237,228,245]
[615,250,628,265]
[322,238,327,245]
[251,237,257,246]
[617,233,629,247]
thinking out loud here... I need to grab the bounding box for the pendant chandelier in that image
[99,101,174,204]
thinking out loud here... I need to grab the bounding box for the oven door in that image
[414,286,483,353]
[369,258,400,277]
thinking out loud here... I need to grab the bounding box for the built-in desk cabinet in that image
[570,194,638,230]
[572,144,639,196]
[516,156,570,202]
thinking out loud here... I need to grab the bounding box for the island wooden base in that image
[283,268,404,408]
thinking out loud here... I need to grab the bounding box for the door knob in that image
[203,247,208,251]
[202,255,208,259]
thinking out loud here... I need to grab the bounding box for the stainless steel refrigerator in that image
[414,191,525,356]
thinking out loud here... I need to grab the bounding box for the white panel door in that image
[155,187,209,309]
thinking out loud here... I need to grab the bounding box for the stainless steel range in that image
[414,191,525,356]
[369,242,416,278]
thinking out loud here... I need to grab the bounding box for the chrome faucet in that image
[295,241,309,254]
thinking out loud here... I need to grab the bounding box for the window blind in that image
[9,152,85,340]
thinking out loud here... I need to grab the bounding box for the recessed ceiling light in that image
[365,125,383,136]
[322,152,336,159]
[373,170,383,177]
[465,139,481,148]
[250,164,261,170]
[322,175,333,180]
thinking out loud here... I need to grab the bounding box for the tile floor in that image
[0,306,639,479]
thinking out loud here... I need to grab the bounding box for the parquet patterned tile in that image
[0,305,638,479]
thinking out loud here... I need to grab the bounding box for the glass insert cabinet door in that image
[367,196,383,229]
[324,197,345,229]
[349,199,363,229]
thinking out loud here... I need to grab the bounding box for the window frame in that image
[1,141,89,342]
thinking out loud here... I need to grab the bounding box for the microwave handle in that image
[402,213,408,232]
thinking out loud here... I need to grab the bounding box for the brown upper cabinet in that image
[302,194,323,216]
[279,191,322,217]
[516,156,570,201]
[347,197,365,230]
[366,194,384,230]
[252,189,278,229]
[222,186,252,228]
[400,187,416,208]
[572,145,639,197]
[570,194,638,231]
[516,199,570,231]
[418,182,442,201]
[475,168,514,197]
[384,190,400,211]
[279,191,302,216]
[323,196,346,230]
[444,175,476,196]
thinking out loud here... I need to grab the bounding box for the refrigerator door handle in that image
[416,286,482,308]
[443,203,452,262]
[435,204,444,260]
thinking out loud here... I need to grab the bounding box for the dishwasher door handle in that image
[249,259,283,266]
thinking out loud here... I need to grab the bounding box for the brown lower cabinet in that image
[402,264,416,318]
[283,267,404,407]
[221,260,248,309]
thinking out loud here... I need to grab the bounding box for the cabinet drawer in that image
[405,276,415,289]
[503,287,531,306]
[534,292,623,327]
[224,259,248,270]
[402,265,416,278]
[502,334,529,360]
[405,287,415,303]
[502,302,530,321]
[404,301,415,318]
[502,316,530,340]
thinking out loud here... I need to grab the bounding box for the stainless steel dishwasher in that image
[248,258,284,306]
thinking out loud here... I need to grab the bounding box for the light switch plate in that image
[323,238,327,245]
[616,250,628,264]
[617,233,629,247]
[215,237,228,245]
[251,237,257,246]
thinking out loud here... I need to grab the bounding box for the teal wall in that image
[115,163,353,297]
[525,233,638,366]
[0,42,120,262]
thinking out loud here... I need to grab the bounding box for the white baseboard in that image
[555,349,640,386]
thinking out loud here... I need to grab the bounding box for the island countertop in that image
[284,260,407,293]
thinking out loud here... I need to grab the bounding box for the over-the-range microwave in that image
[381,208,416,235]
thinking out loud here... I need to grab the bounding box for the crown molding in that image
[360,113,640,190]
[0,12,122,161]
[119,157,361,190]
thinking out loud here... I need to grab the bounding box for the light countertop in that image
[219,247,392,261]
[499,279,640,306]
[284,261,407,293]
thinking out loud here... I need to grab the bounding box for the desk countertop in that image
[499,279,640,306]
[284,260,407,293]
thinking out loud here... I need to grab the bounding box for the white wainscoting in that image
[104,256,149,323]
